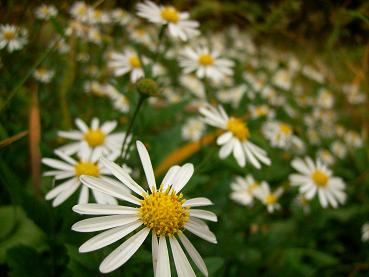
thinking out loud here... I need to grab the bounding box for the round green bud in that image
[136,78,160,97]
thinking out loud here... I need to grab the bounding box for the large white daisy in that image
[57,118,127,157]
[289,157,346,208]
[42,145,122,207]
[180,46,234,83]
[136,1,200,41]
[199,104,271,168]
[72,141,217,275]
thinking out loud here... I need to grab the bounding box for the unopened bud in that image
[136,78,160,97]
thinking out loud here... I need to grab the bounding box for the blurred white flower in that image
[262,121,303,150]
[42,145,122,207]
[290,157,346,208]
[230,175,260,206]
[33,67,55,83]
[137,1,200,41]
[35,4,58,20]
[180,46,234,83]
[199,104,271,168]
[254,183,283,213]
[362,223,369,242]
[182,117,205,142]
[0,24,28,52]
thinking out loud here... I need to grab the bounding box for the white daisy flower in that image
[302,65,324,83]
[33,67,55,83]
[249,105,275,119]
[72,141,217,275]
[108,50,147,83]
[182,117,205,142]
[330,141,347,159]
[262,121,303,150]
[0,24,28,52]
[254,183,283,213]
[111,8,132,26]
[112,95,130,113]
[289,157,346,208]
[344,131,363,148]
[70,1,90,23]
[180,46,234,83]
[57,118,127,157]
[230,175,260,206]
[317,88,334,109]
[362,223,369,242]
[35,4,58,20]
[217,85,246,108]
[199,104,271,168]
[42,145,122,207]
[272,69,293,91]
[317,149,335,166]
[86,8,110,25]
[136,1,200,41]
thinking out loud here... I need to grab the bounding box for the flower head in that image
[0,24,28,52]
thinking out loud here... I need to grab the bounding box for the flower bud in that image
[136,78,160,97]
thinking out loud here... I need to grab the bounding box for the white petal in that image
[233,140,245,167]
[178,233,208,277]
[78,185,89,204]
[72,214,138,232]
[183,197,214,208]
[169,236,196,277]
[45,177,78,200]
[152,233,159,275]
[72,204,138,215]
[185,219,217,244]
[155,236,171,277]
[42,158,74,171]
[99,227,150,273]
[80,176,141,205]
[161,165,180,191]
[52,179,80,207]
[216,132,232,145]
[75,118,89,132]
[173,163,194,193]
[189,209,217,222]
[100,157,145,195]
[136,141,157,192]
[79,221,142,252]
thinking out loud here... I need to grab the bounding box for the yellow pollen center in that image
[265,194,277,205]
[312,170,329,187]
[4,31,15,40]
[84,129,106,147]
[93,9,102,18]
[160,6,179,23]
[75,162,99,177]
[77,6,87,16]
[255,107,267,117]
[129,55,141,68]
[248,182,259,193]
[139,187,189,236]
[227,117,249,141]
[279,123,292,135]
[198,54,214,66]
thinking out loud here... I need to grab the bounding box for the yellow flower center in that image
[279,123,292,135]
[77,5,87,16]
[3,31,15,40]
[129,55,141,68]
[265,194,277,205]
[255,106,268,117]
[160,6,179,23]
[227,117,249,141]
[248,182,259,193]
[139,186,189,236]
[198,54,214,66]
[40,6,49,15]
[75,162,99,177]
[84,129,106,147]
[311,170,329,187]
[93,9,102,18]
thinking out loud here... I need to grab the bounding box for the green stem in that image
[118,95,146,164]
[153,25,167,65]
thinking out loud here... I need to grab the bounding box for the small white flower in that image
[230,175,260,206]
[112,95,130,113]
[262,121,303,150]
[199,104,271,168]
[330,141,347,159]
[70,1,90,23]
[35,4,58,20]
[317,88,334,109]
[254,183,283,213]
[33,68,55,83]
[217,85,246,108]
[249,105,274,119]
[289,157,346,208]
[344,131,363,148]
[108,50,147,83]
[136,1,200,41]
[317,149,335,166]
[180,46,234,83]
[302,65,324,83]
[42,145,122,207]
[0,24,28,52]
[362,223,369,242]
[72,141,217,275]
[182,118,205,142]
[57,118,128,157]
[273,69,292,91]
[111,8,132,26]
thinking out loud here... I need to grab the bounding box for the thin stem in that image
[153,25,167,65]
[0,39,60,113]
[118,95,146,164]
